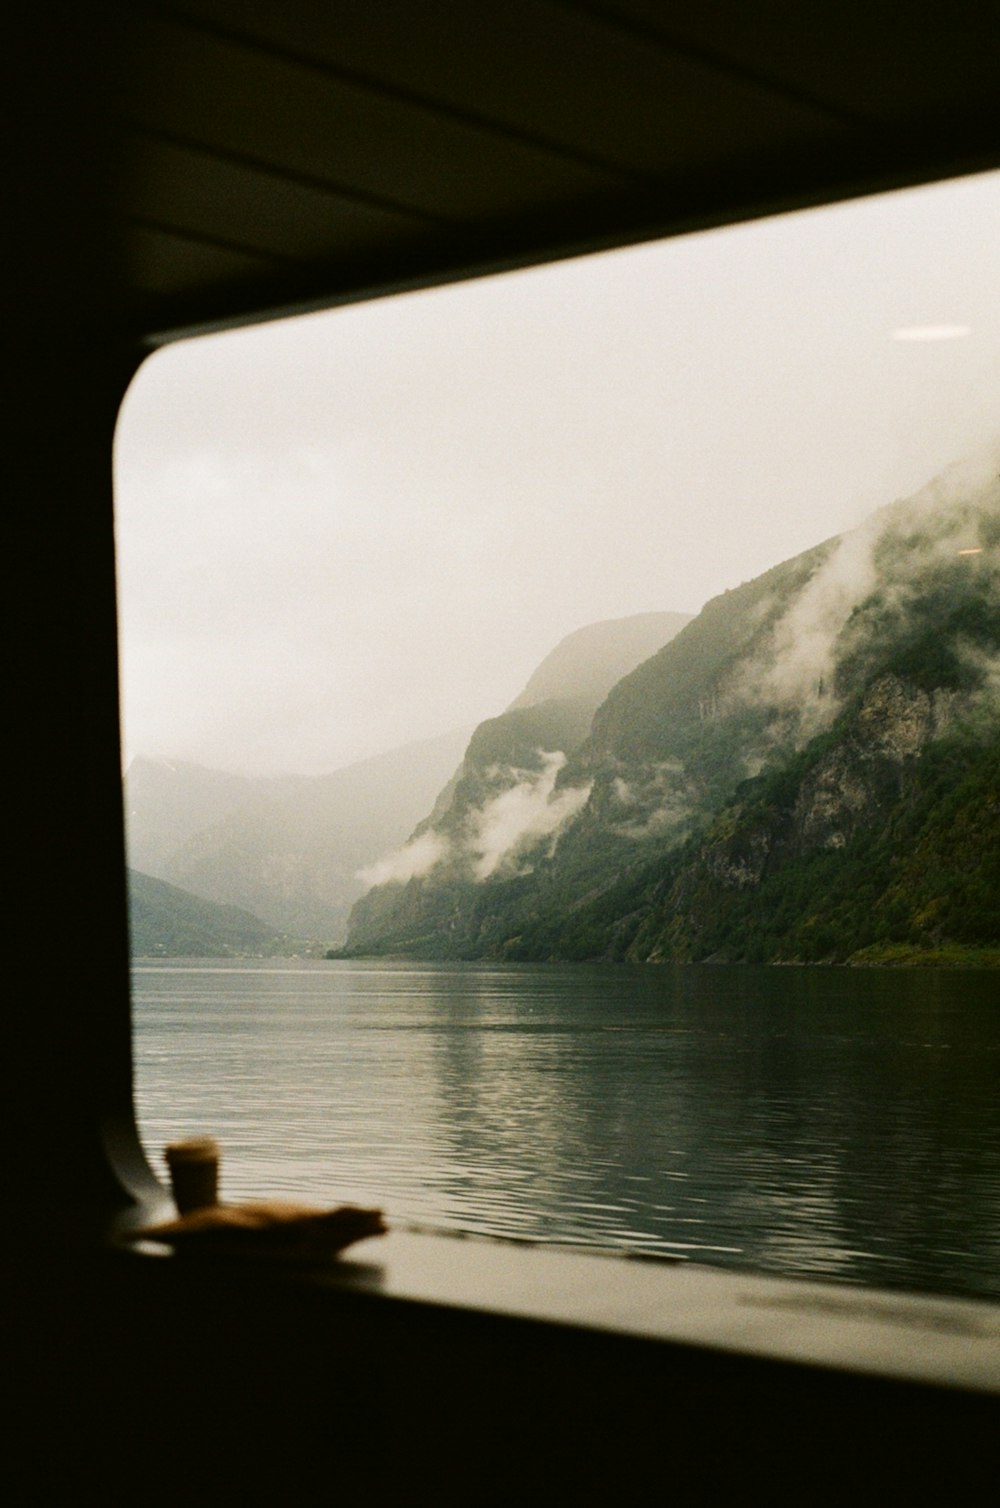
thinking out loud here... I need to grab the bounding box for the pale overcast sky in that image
[115,168,1000,777]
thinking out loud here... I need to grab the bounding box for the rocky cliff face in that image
[631,671,997,964]
[791,674,954,854]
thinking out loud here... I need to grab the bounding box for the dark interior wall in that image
[8,339,138,1213]
[4,10,155,1222]
[9,1250,998,1503]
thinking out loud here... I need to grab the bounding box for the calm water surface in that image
[132,958,1000,1300]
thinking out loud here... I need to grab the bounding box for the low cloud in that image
[752,443,1000,741]
[468,751,591,879]
[756,516,880,731]
[357,829,448,888]
[358,750,592,891]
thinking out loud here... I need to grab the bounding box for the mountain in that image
[508,611,693,711]
[346,612,691,907]
[346,451,1000,964]
[124,760,262,878]
[123,727,471,947]
[127,869,304,957]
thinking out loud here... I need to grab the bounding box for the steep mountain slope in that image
[347,451,1000,963]
[634,708,1000,965]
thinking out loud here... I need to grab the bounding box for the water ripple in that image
[132,958,1000,1299]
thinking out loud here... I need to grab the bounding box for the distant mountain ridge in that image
[122,613,692,953]
[127,868,304,957]
[124,727,472,947]
[509,611,692,710]
[346,451,1000,964]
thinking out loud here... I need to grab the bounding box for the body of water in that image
[132,958,1000,1300]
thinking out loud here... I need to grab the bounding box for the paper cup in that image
[165,1137,220,1213]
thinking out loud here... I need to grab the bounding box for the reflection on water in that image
[132,959,1000,1299]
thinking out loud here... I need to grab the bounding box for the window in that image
[116,168,1000,1304]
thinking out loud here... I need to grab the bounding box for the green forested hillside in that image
[127,869,310,957]
[562,726,1000,965]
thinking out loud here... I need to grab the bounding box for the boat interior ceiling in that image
[14,1,1000,342]
[7,4,1000,1497]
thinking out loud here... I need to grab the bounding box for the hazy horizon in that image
[115,166,1000,778]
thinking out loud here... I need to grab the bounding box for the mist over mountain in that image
[508,611,692,711]
[352,611,690,895]
[347,450,1000,964]
[124,613,693,953]
[124,727,471,947]
[125,760,266,878]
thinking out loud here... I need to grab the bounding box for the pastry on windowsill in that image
[136,1199,387,1261]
